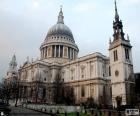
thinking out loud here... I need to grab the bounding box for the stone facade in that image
[5,2,135,107]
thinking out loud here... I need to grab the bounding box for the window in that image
[56,45,59,57]
[90,65,93,77]
[52,45,55,57]
[71,69,74,80]
[81,86,85,97]
[68,47,70,59]
[125,48,129,60]
[81,67,85,78]
[60,46,63,58]
[109,66,111,76]
[113,50,118,61]
[44,78,46,81]
[71,49,73,60]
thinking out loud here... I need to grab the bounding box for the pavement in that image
[9,106,50,116]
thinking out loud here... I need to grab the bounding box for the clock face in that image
[115,70,119,77]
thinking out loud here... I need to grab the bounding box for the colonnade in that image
[41,45,77,60]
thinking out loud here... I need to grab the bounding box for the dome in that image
[40,7,79,63]
[45,7,75,42]
[47,23,74,41]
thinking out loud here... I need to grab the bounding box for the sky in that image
[0,0,140,80]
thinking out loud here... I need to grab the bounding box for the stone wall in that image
[23,103,82,113]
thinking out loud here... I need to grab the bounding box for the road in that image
[9,106,49,116]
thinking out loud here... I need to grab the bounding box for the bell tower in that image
[109,0,135,107]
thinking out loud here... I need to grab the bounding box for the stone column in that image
[46,47,47,58]
[66,47,68,58]
[63,45,65,58]
[44,47,46,58]
[67,47,68,58]
[54,45,56,57]
[71,48,73,60]
[73,49,75,60]
[41,50,43,59]
[47,46,52,57]
[70,48,71,60]
[59,45,60,57]
[86,61,89,79]
[50,46,52,57]
[43,48,45,58]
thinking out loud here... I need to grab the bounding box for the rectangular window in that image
[60,46,63,58]
[56,45,59,57]
[125,48,129,60]
[113,50,118,61]
[71,49,73,60]
[68,47,70,59]
[90,65,93,77]
[81,67,85,78]
[109,66,111,76]
[81,86,85,97]
[52,45,55,57]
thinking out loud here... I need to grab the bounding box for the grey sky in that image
[0,0,140,80]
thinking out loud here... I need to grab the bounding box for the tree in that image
[0,76,20,106]
[0,80,11,104]
[85,97,95,108]
[52,73,75,105]
[64,86,75,105]
[53,73,64,104]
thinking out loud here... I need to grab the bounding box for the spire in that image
[57,5,64,24]
[127,34,130,41]
[112,0,125,41]
[9,54,17,71]
[114,0,119,21]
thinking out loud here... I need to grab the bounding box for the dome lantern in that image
[57,6,64,24]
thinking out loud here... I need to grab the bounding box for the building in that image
[134,73,140,105]
[5,54,18,85]
[5,1,135,107]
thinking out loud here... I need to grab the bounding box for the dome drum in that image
[40,44,78,61]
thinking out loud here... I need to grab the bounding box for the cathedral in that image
[5,1,135,107]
